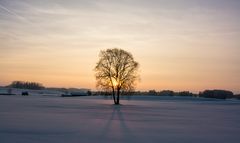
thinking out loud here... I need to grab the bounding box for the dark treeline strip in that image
[94,89,238,100]
[6,81,45,90]
[146,89,235,99]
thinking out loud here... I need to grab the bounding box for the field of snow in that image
[0,95,240,143]
[0,87,64,96]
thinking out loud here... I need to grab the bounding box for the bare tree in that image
[95,48,139,104]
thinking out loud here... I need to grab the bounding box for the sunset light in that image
[0,0,239,93]
[1,1,240,143]
[112,79,119,87]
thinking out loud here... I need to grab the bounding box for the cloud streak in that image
[0,0,239,93]
[0,3,32,23]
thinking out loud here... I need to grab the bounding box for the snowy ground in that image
[0,95,240,143]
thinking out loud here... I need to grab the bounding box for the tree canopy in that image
[95,48,139,104]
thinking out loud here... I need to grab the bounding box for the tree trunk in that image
[112,88,116,104]
[116,88,120,105]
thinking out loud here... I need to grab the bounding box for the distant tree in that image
[199,90,234,99]
[177,91,194,96]
[8,81,44,90]
[148,90,157,95]
[158,90,175,96]
[95,48,139,104]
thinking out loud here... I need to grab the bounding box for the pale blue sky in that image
[0,0,240,93]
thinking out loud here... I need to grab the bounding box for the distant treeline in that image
[95,89,239,100]
[3,81,239,100]
[145,89,236,99]
[7,81,45,90]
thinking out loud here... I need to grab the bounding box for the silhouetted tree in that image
[177,91,194,96]
[95,48,139,104]
[199,90,233,99]
[158,90,175,96]
[8,81,44,90]
[148,90,157,95]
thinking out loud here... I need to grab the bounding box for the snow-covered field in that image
[0,87,64,96]
[0,95,240,143]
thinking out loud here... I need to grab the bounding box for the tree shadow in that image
[99,104,135,142]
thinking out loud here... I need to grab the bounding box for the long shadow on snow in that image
[99,104,135,142]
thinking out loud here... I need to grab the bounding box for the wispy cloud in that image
[0,0,239,92]
[0,3,32,23]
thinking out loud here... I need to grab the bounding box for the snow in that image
[0,87,64,96]
[0,95,240,143]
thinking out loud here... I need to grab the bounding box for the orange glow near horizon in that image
[0,1,239,93]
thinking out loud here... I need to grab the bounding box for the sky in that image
[0,0,239,93]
